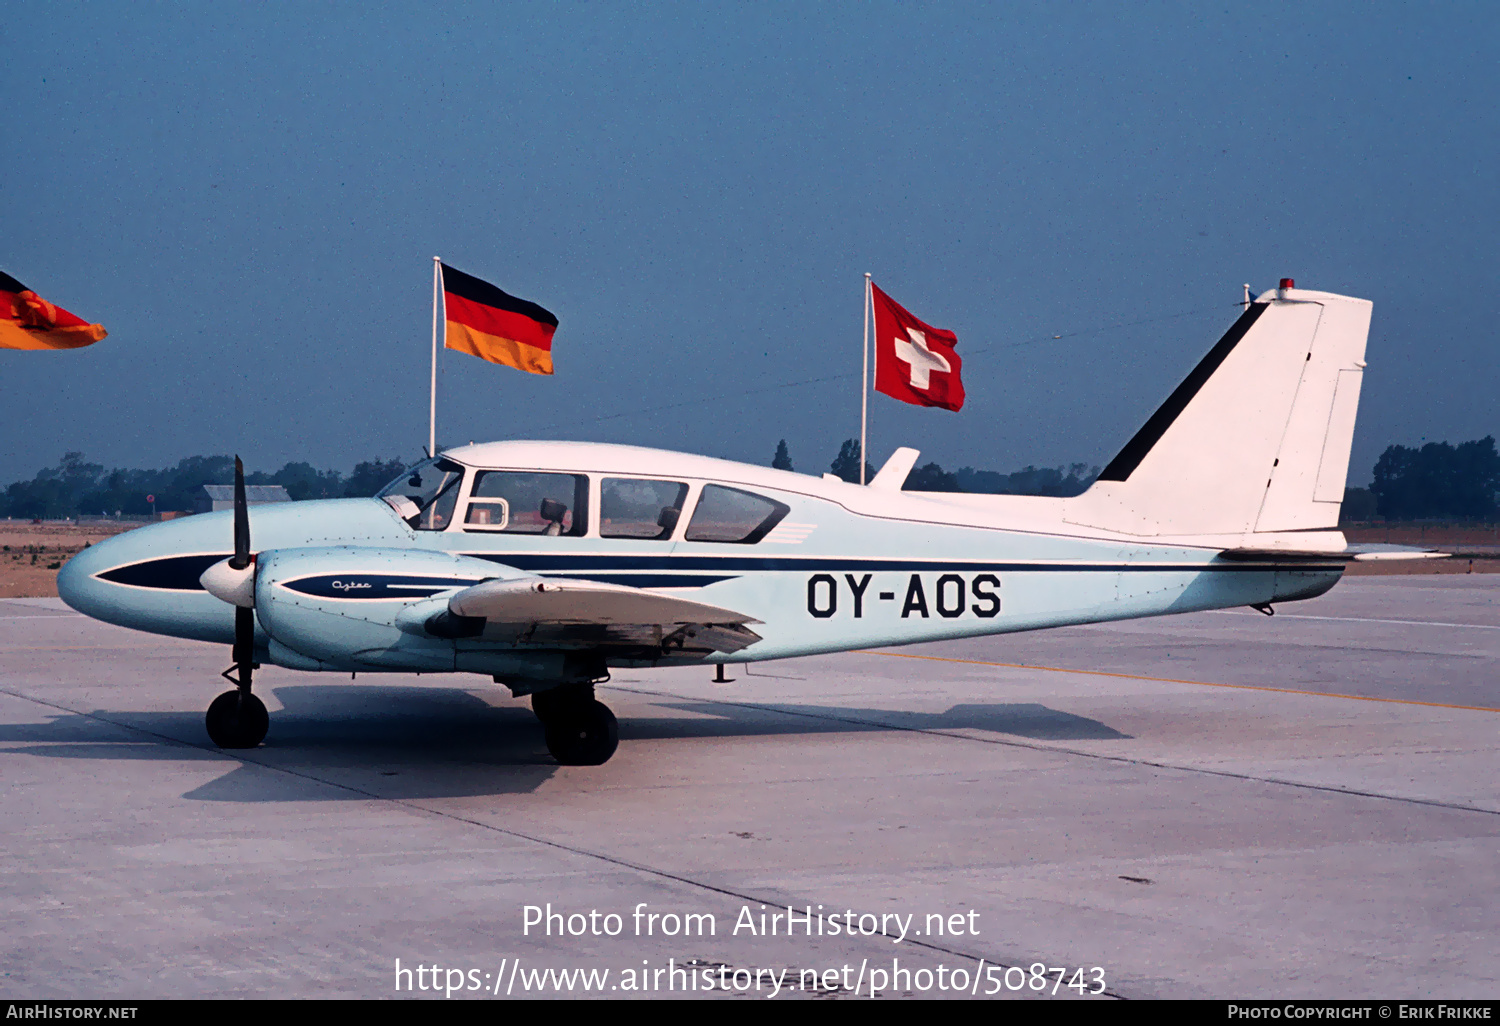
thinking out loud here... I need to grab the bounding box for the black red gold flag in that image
[440,264,557,375]
[1,272,107,351]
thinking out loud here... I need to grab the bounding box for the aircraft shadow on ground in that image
[0,683,1128,802]
[631,700,1130,743]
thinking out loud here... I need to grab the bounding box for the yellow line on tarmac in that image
[868,650,1500,714]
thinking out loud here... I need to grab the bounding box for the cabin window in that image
[465,471,588,536]
[378,457,465,531]
[684,485,790,544]
[600,478,689,539]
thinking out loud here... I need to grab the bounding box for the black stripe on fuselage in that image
[97,553,228,590]
[468,553,1337,574]
[280,575,484,599]
[94,551,1342,592]
[1098,301,1269,482]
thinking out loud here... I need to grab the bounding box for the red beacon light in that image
[1279,278,1295,289]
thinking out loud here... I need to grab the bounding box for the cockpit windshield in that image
[377,457,465,530]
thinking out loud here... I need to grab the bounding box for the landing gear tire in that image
[205,689,269,748]
[531,686,575,726]
[543,700,619,766]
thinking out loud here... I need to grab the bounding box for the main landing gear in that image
[531,685,619,766]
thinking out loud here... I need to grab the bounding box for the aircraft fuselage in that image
[59,440,1341,674]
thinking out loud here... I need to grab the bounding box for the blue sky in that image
[4,2,1496,484]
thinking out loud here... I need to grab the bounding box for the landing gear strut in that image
[532,685,618,766]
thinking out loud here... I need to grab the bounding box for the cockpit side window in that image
[684,485,790,544]
[600,478,689,539]
[377,457,465,531]
[465,471,588,536]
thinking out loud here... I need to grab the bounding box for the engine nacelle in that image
[254,545,506,672]
[252,546,610,690]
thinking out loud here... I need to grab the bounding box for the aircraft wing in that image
[446,577,763,655]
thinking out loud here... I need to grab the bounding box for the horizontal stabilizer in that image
[1218,543,1448,563]
[1346,544,1449,562]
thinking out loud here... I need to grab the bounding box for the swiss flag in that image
[872,283,964,411]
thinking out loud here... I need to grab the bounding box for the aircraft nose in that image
[57,532,123,620]
[54,517,237,644]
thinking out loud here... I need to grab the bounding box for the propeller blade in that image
[229,455,250,570]
[227,458,255,691]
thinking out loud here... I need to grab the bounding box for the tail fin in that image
[1065,285,1372,538]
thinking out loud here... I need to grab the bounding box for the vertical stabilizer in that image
[1064,286,1372,538]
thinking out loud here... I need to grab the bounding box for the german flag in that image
[441,264,557,375]
[1,272,107,351]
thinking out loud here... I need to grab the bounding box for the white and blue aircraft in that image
[59,282,1405,765]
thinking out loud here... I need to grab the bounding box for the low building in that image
[195,484,292,514]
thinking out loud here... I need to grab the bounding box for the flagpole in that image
[429,256,440,458]
[861,272,871,485]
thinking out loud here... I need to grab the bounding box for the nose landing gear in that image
[531,685,619,765]
[204,457,268,750]
[206,603,268,749]
[206,686,268,749]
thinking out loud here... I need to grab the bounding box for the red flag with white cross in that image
[871,283,964,411]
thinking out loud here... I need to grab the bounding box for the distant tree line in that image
[778,435,1500,517]
[0,453,409,519]
[1366,436,1500,521]
[779,438,1101,497]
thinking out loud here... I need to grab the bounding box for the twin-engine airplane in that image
[60,282,1406,765]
